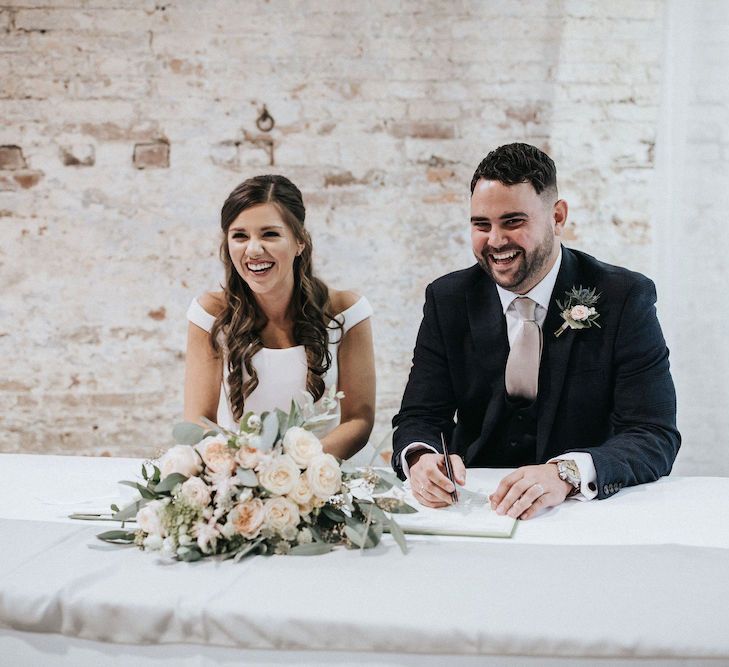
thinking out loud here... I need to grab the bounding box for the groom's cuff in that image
[548,452,598,501]
[400,442,438,480]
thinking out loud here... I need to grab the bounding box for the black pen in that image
[440,433,459,504]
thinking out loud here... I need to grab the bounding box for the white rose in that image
[258,454,299,495]
[159,445,201,479]
[263,496,300,539]
[246,414,262,432]
[570,304,590,322]
[306,453,342,500]
[143,534,163,551]
[228,498,265,539]
[195,434,236,474]
[136,500,166,536]
[288,473,314,507]
[283,427,323,467]
[235,445,261,470]
[180,476,211,508]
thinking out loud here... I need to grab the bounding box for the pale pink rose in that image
[196,435,236,474]
[229,498,265,539]
[283,426,323,467]
[263,496,300,539]
[180,476,211,508]
[288,473,314,507]
[159,445,201,479]
[235,445,261,470]
[570,305,590,321]
[306,453,342,500]
[258,454,299,496]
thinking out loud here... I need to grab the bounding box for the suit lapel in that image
[536,247,579,461]
[464,272,509,464]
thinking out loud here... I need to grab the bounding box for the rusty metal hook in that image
[256,105,275,132]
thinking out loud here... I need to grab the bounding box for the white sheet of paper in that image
[394,483,517,538]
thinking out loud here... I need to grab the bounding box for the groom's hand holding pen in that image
[408,439,466,509]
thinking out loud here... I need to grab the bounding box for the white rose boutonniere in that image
[555,286,601,337]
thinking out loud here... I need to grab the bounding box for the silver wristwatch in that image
[555,459,581,496]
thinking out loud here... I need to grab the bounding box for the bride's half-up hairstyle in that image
[210,174,339,421]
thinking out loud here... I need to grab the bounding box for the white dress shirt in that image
[401,249,598,501]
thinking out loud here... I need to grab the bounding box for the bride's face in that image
[227,203,304,299]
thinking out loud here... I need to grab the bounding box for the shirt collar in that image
[495,247,563,314]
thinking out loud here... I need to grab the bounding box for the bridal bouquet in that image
[96,390,414,561]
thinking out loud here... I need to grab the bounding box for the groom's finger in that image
[450,455,466,486]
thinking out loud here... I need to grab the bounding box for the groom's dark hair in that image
[470,142,557,198]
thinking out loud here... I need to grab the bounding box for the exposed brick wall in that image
[0,1,687,462]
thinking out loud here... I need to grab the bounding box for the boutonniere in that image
[554,286,601,337]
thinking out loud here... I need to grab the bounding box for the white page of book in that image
[393,483,517,538]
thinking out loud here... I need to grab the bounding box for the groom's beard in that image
[476,227,555,293]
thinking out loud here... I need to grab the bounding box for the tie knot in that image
[513,297,537,321]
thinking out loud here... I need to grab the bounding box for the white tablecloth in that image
[1,454,728,666]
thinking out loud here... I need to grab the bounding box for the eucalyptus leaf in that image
[112,499,146,522]
[155,472,187,494]
[367,520,384,545]
[374,469,404,489]
[321,507,346,523]
[236,468,258,487]
[172,422,206,445]
[258,411,279,452]
[152,465,161,484]
[234,538,264,562]
[178,547,203,562]
[141,465,148,481]
[289,542,333,556]
[373,478,394,494]
[344,524,366,548]
[97,530,136,544]
[363,501,388,524]
[387,517,409,554]
[374,497,417,514]
[118,480,157,500]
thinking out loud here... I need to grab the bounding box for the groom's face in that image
[470,179,565,294]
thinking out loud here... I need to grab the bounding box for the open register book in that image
[392,483,517,538]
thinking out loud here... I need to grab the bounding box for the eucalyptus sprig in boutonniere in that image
[554,286,601,337]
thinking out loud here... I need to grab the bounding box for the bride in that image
[184,174,375,460]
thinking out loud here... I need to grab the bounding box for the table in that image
[1,453,728,666]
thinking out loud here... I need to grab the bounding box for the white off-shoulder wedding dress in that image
[186,295,373,439]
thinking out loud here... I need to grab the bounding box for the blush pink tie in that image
[505,297,542,400]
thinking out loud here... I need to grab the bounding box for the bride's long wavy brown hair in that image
[210,175,340,421]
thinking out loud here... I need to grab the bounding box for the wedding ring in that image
[533,483,545,495]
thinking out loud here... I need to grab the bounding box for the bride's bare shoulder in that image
[198,291,226,316]
[328,288,361,314]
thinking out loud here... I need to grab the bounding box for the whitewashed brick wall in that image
[3,0,721,474]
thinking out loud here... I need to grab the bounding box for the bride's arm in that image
[320,316,376,460]
[184,295,223,425]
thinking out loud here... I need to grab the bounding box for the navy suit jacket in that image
[391,246,680,499]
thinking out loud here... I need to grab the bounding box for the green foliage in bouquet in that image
[94,389,414,561]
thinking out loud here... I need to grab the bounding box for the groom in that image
[392,143,680,519]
